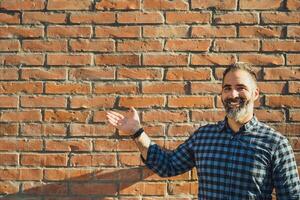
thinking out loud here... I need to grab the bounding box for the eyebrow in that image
[222,84,248,88]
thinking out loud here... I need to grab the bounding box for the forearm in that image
[133,131,152,160]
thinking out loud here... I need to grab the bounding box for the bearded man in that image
[107,62,300,200]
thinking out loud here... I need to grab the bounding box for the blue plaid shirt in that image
[144,117,300,200]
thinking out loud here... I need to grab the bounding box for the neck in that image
[227,113,253,133]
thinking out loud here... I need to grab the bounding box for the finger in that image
[106,112,122,121]
[108,111,124,119]
[107,115,119,125]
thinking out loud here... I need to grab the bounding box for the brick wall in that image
[0,0,299,199]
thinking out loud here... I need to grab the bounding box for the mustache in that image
[224,97,246,105]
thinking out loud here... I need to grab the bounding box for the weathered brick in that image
[47,26,92,38]
[45,139,92,152]
[214,12,258,24]
[168,96,214,108]
[21,153,67,167]
[289,81,300,93]
[0,68,19,80]
[214,39,259,52]
[119,96,165,108]
[21,96,67,108]
[0,124,18,136]
[191,54,236,65]
[192,26,236,38]
[0,82,42,94]
[21,68,66,80]
[0,110,42,122]
[0,54,44,65]
[0,96,18,108]
[239,26,282,38]
[70,12,115,24]
[143,110,188,122]
[94,82,137,94]
[261,12,300,24]
[266,96,300,108]
[262,40,300,52]
[192,0,237,10]
[95,26,141,38]
[288,26,300,38]
[117,68,162,80]
[165,39,211,51]
[239,54,284,65]
[166,12,210,24]
[264,67,300,80]
[143,25,189,38]
[240,0,282,10]
[23,39,67,52]
[192,110,225,122]
[143,54,188,66]
[70,96,115,109]
[165,68,211,80]
[23,12,66,24]
[287,0,300,10]
[70,154,117,167]
[70,124,115,137]
[117,12,163,24]
[0,26,44,38]
[0,0,45,10]
[69,67,115,80]
[117,40,163,52]
[45,82,90,94]
[258,82,286,94]
[287,54,300,65]
[47,0,92,10]
[95,0,140,10]
[47,54,92,66]
[44,110,90,123]
[70,39,115,52]
[95,54,140,65]
[144,0,188,10]
[142,82,186,94]
[0,13,20,24]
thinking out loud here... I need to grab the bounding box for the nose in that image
[229,89,239,98]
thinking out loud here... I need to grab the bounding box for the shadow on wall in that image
[1,167,155,199]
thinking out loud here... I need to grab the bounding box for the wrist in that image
[131,127,144,139]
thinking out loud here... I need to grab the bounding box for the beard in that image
[222,97,252,122]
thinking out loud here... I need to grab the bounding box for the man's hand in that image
[106,107,141,136]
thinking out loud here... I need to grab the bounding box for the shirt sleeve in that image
[272,138,300,200]
[144,133,196,177]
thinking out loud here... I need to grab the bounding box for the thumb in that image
[130,106,137,114]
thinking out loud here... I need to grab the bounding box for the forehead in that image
[223,70,256,87]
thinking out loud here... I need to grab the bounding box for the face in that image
[221,70,259,123]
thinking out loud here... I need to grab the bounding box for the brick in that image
[255,109,285,122]
[266,96,300,108]
[166,11,210,24]
[95,54,140,65]
[287,0,300,10]
[258,82,286,94]
[47,26,92,38]
[44,110,89,123]
[214,39,259,52]
[0,68,19,80]
[143,110,188,122]
[21,153,67,167]
[45,82,90,94]
[0,13,20,24]
[23,39,67,52]
[168,182,193,195]
[70,124,115,137]
[94,139,117,151]
[0,82,42,94]
[1,110,41,122]
[165,68,211,80]
[192,26,236,38]
[21,68,66,80]
[119,153,141,166]
[117,40,163,52]
[70,154,117,167]
[117,12,163,24]
[287,54,300,65]
[23,12,66,24]
[69,67,115,80]
[0,124,18,136]
[117,139,140,151]
[192,110,225,122]
[239,54,284,65]
[21,123,67,137]
[165,39,211,51]
[0,153,18,165]
[214,12,258,24]
[240,0,282,10]
[0,26,44,38]
[142,82,186,94]
[264,67,300,80]
[0,182,19,195]
[0,0,45,10]
[144,0,188,10]
[143,26,188,38]
[21,96,66,108]
[0,54,44,65]
[192,0,237,10]
[95,26,141,38]
[45,139,92,152]
[44,168,92,181]
[290,110,300,122]
[70,12,115,24]
[94,82,137,94]
[0,40,20,51]
[143,54,188,66]
[288,26,300,38]
[272,124,300,136]
[71,183,117,195]
[168,124,195,136]
[168,96,214,108]
[261,12,300,24]
[191,54,236,65]
[239,26,282,38]
[289,81,300,93]
[119,96,165,108]
[70,96,115,109]
[0,96,18,108]
[95,0,140,10]
[262,40,300,52]
[47,54,92,66]
[70,39,114,52]
[191,82,222,94]
[0,138,42,151]
[47,0,92,10]
[0,168,42,181]
[117,68,162,80]
[22,182,68,195]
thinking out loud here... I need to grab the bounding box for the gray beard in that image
[223,98,252,122]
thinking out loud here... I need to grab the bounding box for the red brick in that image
[0,13,20,24]
[266,96,300,108]
[23,12,66,24]
[94,139,117,151]
[192,26,236,38]
[261,12,300,24]
[0,68,18,80]
[45,139,92,152]
[239,26,282,38]
[143,54,188,66]
[70,154,117,167]
[70,96,115,108]
[0,0,45,10]
[143,26,188,38]
[95,54,140,65]
[0,96,18,108]
[0,182,19,195]
[95,26,141,38]
[258,82,286,94]
[287,0,300,10]
[191,82,222,94]
[166,68,211,80]
[21,153,67,167]
[21,96,66,108]
[22,182,67,195]
[0,54,44,65]
[70,12,115,24]
[239,54,284,65]
[168,96,214,108]
[119,153,141,166]
[70,39,114,52]
[0,168,42,181]
[240,0,282,10]
[117,40,163,52]
[69,67,115,80]
[168,124,195,137]
[70,124,115,137]
[45,82,90,94]
[288,26,300,38]
[165,39,211,51]
[168,182,193,195]
[47,26,92,38]
[143,110,188,122]
[0,40,20,51]
[0,138,42,151]
[0,26,44,38]
[166,11,210,24]
[95,0,140,10]
[192,110,225,122]
[287,54,300,65]
[255,109,285,122]
[0,82,42,94]
[117,139,140,151]
[1,110,41,122]
[117,68,162,80]
[0,153,18,165]
[47,54,92,66]
[71,183,117,195]
[44,168,92,181]
[44,110,90,123]
[21,68,66,80]
[0,124,18,136]
[214,12,258,24]
[144,0,188,10]
[117,12,163,24]
[272,124,300,136]
[214,39,259,52]
[264,67,300,80]
[289,81,300,93]
[23,39,67,52]
[262,40,300,52]
[94,82,137,94]
[191,54,236,65]
[21,123,67,137]
[119,96,165,108]
[47,0,92,10]
[142,82,186,94]
[192,0,237,10]
[290,110,300,122]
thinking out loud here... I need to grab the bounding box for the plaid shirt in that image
[144,117,300,200]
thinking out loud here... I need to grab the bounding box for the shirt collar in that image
[217,115,258,133]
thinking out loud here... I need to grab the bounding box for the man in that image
[106,62,300,200]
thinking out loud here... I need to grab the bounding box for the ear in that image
[253,86,259,101]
